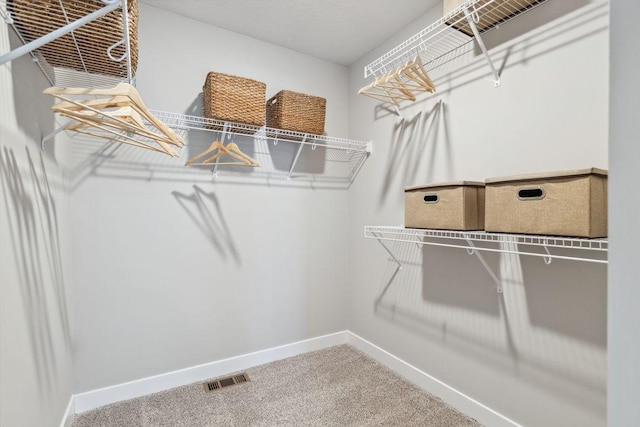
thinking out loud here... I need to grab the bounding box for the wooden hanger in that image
[54,105,180,156]
[44,83,184,154]
[224,142,260,167]
[375,67,416,101]
[59,112,179,156]
[399,55,436,94]
[359,73,412,106]
[54,102,178,147]
[185,141,260,167]
[44,84,182,145]
[46,87,184,147]
[358,55,436,106]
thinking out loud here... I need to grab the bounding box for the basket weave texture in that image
[202,72,266,127]
[266,90,326,135]
[8,0,139,79]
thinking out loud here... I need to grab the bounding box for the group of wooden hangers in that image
[359,55,436,106]
[185,140,260,168]
[44,83,185,157]
[45,82,261,168]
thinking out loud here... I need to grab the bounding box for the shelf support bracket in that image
[0,0,122,66]
[212,122,229,179]
[465,237,503,293]
[287,135,308,180]
[463,7,501,87]
[41,122,70,151]
[371,231,403,301]
[542,239,553,264]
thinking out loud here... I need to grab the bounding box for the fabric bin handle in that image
[517,187,545,201]
[423,193,439,204]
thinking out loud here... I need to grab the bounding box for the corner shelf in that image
[151,110,372,185]
[363,0,549,96]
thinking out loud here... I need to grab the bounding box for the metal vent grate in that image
[204,373,250,393]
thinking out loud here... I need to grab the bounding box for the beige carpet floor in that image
[73,344,481,426]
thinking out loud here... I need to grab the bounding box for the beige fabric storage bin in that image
[485,168,608,238]
[444,0,546,36]
[405,181,485,230]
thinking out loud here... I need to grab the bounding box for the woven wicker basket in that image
[266,90,326,135]
[7,0,139,79]
[202,72,266,128]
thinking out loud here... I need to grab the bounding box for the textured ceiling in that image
[140,0,440,65]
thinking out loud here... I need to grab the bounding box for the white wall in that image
[348,1,608,426]
[0,27,74,427]
[70,3,351,393]
[608,1,640,425]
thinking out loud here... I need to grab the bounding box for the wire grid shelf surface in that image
[365,226,608,263]
[1,0,135,88]
[149,110,371,185]
[364,0,548,79]
[151,110,371,153]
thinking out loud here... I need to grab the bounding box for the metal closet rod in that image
[0,0,122,66]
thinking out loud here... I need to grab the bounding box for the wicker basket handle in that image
[266,95,278,106]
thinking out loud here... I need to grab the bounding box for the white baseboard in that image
[59,395,75,427]
[74,331,348,413]
[346,331,521,427]
[74,330,514,426]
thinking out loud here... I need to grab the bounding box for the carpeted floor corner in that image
[73,344,481,426]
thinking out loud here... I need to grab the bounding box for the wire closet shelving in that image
[1,1,372,185]
[365,226,608,293]
[365,226,608,263]
[0,0,136,88]
[364,0,549,93]
[152,110,372,184]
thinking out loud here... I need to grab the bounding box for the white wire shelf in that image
[365,226,608,264]
[364,0,549,86]
[151,110,372,154]
[150,110,372,184]
[0,0,135,88]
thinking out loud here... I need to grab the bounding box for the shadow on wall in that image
[8,29,55,154]
[172,185,241,266]
[520,254,606,348]
[421,245,500,317]
[372,239,606,417]
[378,101,453,206]
[0,146,71,397]
[370,0,607,121]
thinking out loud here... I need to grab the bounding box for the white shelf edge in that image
[149,110,372,154]
[363,0,550,79]
[365,225,608,264]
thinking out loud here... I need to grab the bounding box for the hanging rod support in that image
[465,237,503,293]
[287,135,308,180]
[212,123,229,179]
[1,9,13,24]
[463,7,501,87]
[0,0,122,66]
[542,239,553,264]
[41,123,70,151]
[373,232,403,269]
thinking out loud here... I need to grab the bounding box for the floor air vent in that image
[204,373,250,393]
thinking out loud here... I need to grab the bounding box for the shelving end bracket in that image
[366,141,373,155]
